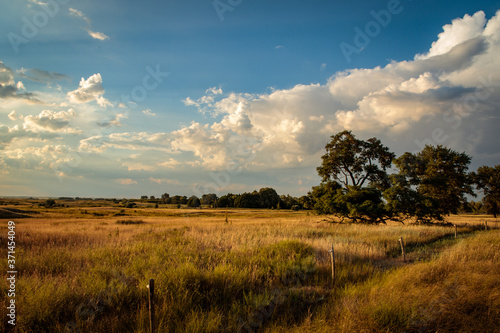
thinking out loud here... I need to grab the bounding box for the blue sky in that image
[1,0,500,198]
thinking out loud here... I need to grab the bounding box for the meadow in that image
[1,199,499,332]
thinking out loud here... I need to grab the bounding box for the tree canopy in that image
[187,196,201,208]
[312,131,394,223]
[474,165,500,218]
[317,130,394,190]
[311,132,478,224]
[393,145,475,219]
[201,193,218,207]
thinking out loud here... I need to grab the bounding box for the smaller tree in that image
[234,192,260,208]
[45,199,56,208]
[187,196,201,208]
[309,181,343,215]
[161,193,171,204]
[170,195,182,204]
[383,174,442,223]
[217,193,237,208]
[469,201,484,214]
[474,165,500,218]
[279,195,300,210]
[201,193,218,207]
[258,188,280,208]
[298,195,313,210]
[483,196,499,218]
[393,145,474,220]
[125,200,136,208]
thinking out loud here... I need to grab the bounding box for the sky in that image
[0,0,500,198]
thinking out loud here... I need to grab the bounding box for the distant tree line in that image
[141,188,311,210]
[310,130,500,223]
[460,200,493,215]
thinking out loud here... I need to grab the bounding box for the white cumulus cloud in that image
[67,74,111,106]
[416,11,487,59]
[179,10,500,170]
[23,109,77,133]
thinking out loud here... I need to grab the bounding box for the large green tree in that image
[313,131,395,223]
[392,145,474,220]
[473,165,500,218]
[312,133,478,224]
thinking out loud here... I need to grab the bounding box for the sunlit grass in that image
[0,202,498,332]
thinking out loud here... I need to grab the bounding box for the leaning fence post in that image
[399,237,406,262]
[328,243,335,285]
[148,279,156,333]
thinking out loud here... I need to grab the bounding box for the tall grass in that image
[273,230,499,333]
[0,205,497,332]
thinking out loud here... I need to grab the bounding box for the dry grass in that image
[0,200,498,332]
[280,230,500,333]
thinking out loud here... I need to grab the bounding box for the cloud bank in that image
[175,10,500,171]
[1,10,499,196]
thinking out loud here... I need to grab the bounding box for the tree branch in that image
[342,161,357,187]
[338,168,349,188]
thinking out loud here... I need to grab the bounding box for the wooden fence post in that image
[485,221,488,231]
[399,237,406,262]
[148,279,156,333]
[454,224,457,239]
[328,243,335,285]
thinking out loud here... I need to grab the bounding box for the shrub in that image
[116,220,144,225]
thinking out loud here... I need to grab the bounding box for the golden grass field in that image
[1,199,499,332]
